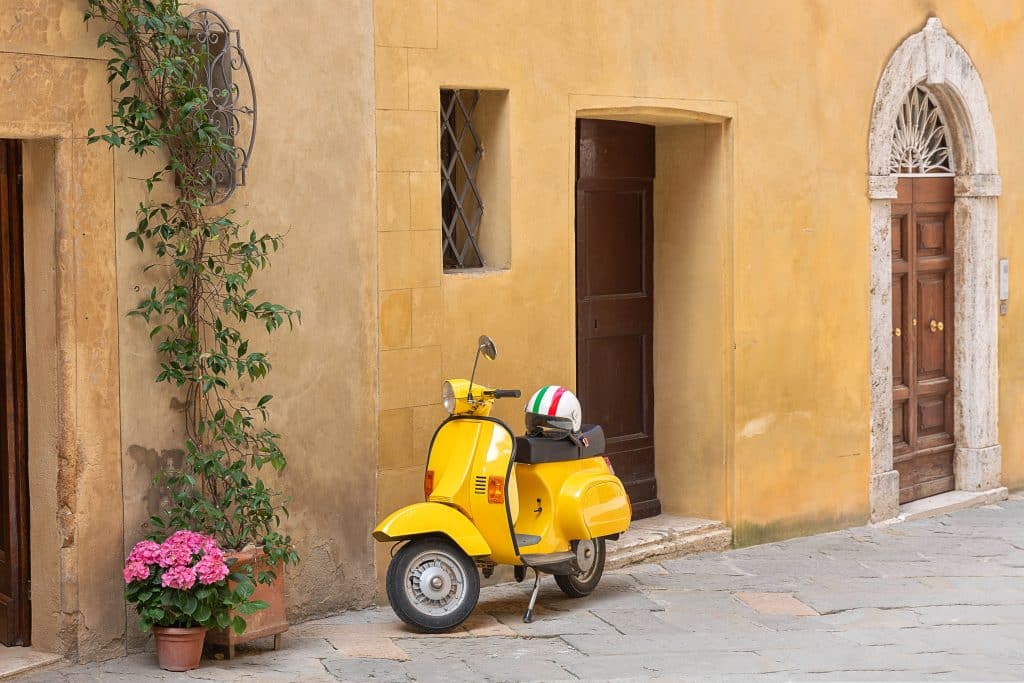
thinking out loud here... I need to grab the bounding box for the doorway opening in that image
[574,111,731,524]
[0,139,30,646]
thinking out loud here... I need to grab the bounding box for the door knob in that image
[894,328,902,337]
[929,320,944,332]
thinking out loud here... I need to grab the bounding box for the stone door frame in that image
[869,18,1001,521]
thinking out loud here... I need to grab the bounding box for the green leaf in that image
[192,604,211,623]
[231,615,247,635]
[181,594,198,615]
[235,599,268,615]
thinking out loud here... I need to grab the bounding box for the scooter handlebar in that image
[493,389,521,399]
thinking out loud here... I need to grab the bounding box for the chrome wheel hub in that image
[417,566,452,601]
[575,540,597,579]
[405,550,467,616]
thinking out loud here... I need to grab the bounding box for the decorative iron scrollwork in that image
[890,85,953,175]
[188,8,256,205]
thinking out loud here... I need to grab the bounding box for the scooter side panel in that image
[466,421,520,565]
[580,479,631,537]
[556,459,631,540]
[509,463,564,556]
[372,502,491,557]
[427,420,480,514]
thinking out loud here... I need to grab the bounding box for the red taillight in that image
[603,456,615,475]
[424,470,434,498]
[487,476,505,504]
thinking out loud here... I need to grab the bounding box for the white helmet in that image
[525,385,582,438]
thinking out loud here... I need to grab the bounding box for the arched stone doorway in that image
[868,18,1002,521]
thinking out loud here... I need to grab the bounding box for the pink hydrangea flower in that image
[157,539,194,568]
[194,554,230,585]
[202,540,224,561]
[166,530,214,555]
[123,560,150,584]
[161,564,197,590]
[127,540,161,566]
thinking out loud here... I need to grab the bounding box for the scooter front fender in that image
[372,502,491,558]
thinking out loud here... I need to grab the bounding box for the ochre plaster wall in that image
[0,40,124,659]
[653,123,730,522]
[3,0,379,658]
[373,0,1024,563]
[114,0,381,637]
[22,139,60,655]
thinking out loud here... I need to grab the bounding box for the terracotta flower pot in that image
[206,549,288,659]
[153,626,206,671]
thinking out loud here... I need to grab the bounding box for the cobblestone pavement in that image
[22,497,1024,682]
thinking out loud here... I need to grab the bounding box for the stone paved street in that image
[21,497,1024,682]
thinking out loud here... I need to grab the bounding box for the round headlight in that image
[442,381,456,414]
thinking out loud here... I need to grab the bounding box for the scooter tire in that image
[555,538,606,598]
[386,537,480,633]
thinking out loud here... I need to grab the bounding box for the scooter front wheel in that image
[386,537,480,633]
[555,538,606,598]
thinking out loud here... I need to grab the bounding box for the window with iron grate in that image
[440,89,509,270]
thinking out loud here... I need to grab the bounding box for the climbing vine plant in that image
[84,0,299,572]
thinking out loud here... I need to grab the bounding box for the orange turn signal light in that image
[424,470,434,498]
[487,476,505,504]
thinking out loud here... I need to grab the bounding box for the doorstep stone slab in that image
[606,514,732,570]
[895,487,1008,522]
[0,647,62,679]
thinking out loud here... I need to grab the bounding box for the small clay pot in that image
[152,626,207,671]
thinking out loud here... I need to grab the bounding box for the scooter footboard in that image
[373,502,491,557]
[558,472,631,540]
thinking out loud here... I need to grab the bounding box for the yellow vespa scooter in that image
[373,335,632,631]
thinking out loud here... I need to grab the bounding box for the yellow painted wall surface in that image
[654,123,730,523]
[5,0,1024,659]
[373,0,1024,564]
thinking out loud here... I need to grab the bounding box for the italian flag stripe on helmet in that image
[530,385,550,413]
[529,385,569,416]
[547,387,567,416]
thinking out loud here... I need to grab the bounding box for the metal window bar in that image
[440,89,485,269]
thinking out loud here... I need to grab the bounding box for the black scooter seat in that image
[514,425,606,465]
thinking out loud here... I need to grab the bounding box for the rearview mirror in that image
[479,335,497,361]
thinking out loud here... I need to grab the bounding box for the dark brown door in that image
[891,176,955,504]
[575,119,660,519]
[0,139,29,645]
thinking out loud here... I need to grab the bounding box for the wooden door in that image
[0,139,29,645]
[891,176,955,504]
[575,119,660,519]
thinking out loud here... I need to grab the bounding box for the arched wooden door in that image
[891,176,955,503]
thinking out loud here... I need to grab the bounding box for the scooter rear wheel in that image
[386,537,480,633]
[555,538,605,598]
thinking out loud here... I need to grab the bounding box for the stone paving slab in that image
[20,498,1024,682]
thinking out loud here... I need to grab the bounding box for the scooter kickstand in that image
[523,569,541,623]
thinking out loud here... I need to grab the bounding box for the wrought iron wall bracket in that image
[188,8,257,205]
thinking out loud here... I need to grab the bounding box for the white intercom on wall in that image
[1000,258,1009,315]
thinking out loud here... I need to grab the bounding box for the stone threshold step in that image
[0,647,62,680]
[607,515,732,570]
[893,486,1008,523]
